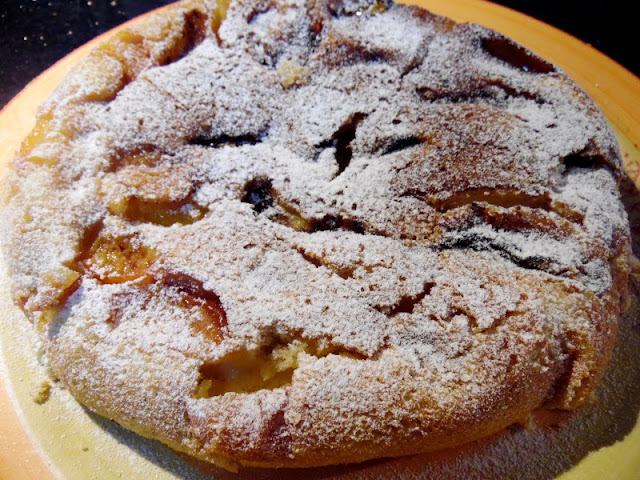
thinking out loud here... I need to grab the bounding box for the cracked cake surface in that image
[0,0,631,470]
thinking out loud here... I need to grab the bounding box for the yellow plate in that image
[2,1,640,479]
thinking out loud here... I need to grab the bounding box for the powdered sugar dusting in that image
[1,0,630,470]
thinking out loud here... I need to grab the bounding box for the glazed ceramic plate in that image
[2,1,640,479]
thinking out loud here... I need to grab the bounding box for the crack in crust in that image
[375,282,435,317]
[434,232,559,273]
[190,127,270,148]
[481,36,555,74]
[416,77,547,105]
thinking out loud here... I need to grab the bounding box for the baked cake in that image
[1,0,631,471]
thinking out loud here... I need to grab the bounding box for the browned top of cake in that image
[0,0,630,470]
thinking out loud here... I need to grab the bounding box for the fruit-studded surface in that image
[0,0,631,471]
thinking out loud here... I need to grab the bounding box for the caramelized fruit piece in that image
[211,0,231,37]
[23,265,84,331]
[369,1,388,14]
[423,188,584,225]
[102,162,206,226]
[99,30,151,81]
[20,52,126,158]
[20,112,72,157]
[75,222,225,340]
[20,114,53,156]
[277,59,305,88]
[40,266,81,293]
[28,267,82,320]
[267,195,311,232]
[23,5,211,160]
[195,339,365,398]
[101,275,228,346]
[163,8,207,63]
[195,341,306,398]
[108,196,206,226]
[163,272,228,343]
[183,296,227,343]
[83,233,157,284]
[474,204,576,238]
[99,6,210,81]
[75,53,128,103]
[429,188,552,212]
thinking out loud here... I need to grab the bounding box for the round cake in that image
[0,0,631,471]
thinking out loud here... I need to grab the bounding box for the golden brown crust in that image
[1,0,630,471]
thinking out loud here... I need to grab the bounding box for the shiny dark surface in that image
[0,1,636,108]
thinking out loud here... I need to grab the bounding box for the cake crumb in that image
[277,59,305,88]
[32,380,51,405]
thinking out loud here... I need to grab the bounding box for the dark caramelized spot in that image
[482,37,554,74]
[308,214,366,234]
[242,177,274,213]
[190,128,269,147]
[334,113,365,175]
[314,113,366,176]
[562,153,608,170]
[310,214,341,232]
[381,136,421,155]
[435,232,550,272]
[485,79,545,103]
[418,76,547,105]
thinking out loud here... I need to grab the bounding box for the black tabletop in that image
[0,0,636,109]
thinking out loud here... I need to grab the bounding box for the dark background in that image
[0,0,636,108]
